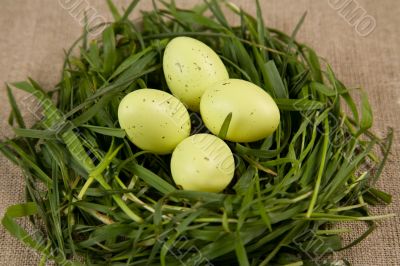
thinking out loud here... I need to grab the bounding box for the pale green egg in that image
[170,134,235,193]
[163,36,229,112]
[200,79,280,142]
[118,89,191,154]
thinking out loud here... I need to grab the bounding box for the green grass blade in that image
[235,231,250,266]
[264,60,288,98]
[80,125,126,138]
[275,98,325,111]
[131,163,176,195]
[218,112,232,139]
[13,128,56,139]
[307,48,323,83]
[106,0,122,21]
[121,0,141,21]
[358,90,373,134]
[6,84,25,128]
[102,26,117,76]
[306,118,329,217]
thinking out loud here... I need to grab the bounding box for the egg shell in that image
[163,36,229,112]
[118,89,191,154]
[200,79,280,142]
[170,134,235,193]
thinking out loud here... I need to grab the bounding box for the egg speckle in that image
[163,37,229,112]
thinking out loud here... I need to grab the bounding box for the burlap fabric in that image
[0,0,399,265]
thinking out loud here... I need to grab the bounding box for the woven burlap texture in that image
[0,0,399,265]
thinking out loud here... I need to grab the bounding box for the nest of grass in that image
[1,1,393,265]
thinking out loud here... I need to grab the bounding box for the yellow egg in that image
[163,36,229,112]
[200,79,280,142]
[170,134,235,193]
[118,89,191,154]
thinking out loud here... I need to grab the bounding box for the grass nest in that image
[1,1,393,265]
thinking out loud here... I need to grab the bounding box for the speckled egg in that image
[118,89,191,154]
[170,134,235,192]
[200,79,280,142]
[163,36,229,112]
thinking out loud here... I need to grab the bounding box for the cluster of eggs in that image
[118,37,280,193]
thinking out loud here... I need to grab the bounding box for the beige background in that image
[0,0,399,265]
